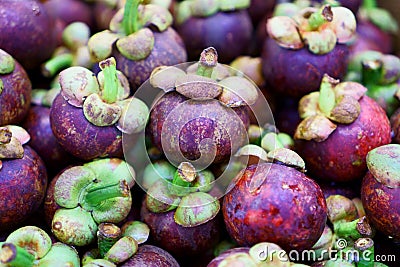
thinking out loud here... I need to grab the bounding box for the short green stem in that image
[42,53,73,77]
[0,243,35,267]
[308,5,333,31]
[354,238,374,267]
[84,180,130,207]
[362,0,376,10]
[99,57,119,104]
[123,0,141,35]
[172,162,196,187]
[196,47,218,78]
[333,217,372,240]
[97,223,122,258]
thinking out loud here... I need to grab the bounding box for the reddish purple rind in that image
[0,59,31,126]
[0,0,57,69]
[43,170,63,227]
[295,96,391,182]
[114,27,187,91]
[120,245,180,267]
[247,0,276,26]
[261,37,349,98]
[50,93,123,160]
[148,92,250,164]
[350,20,393,55]
[222,162,327,251]
[22,106,79,175]
[207,247,250,267]
[361,172,400,240]
[0,146,47,232]
[175,10,252,64]
[140,200,222,258]
[390,108,400,144]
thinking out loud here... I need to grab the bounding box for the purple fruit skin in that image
[390,108,400,144]
[22,106,78,175]
[120,245,180,267]
[222,162,327,251]
[0,56,32,126]
[207,247,250,267]
[0,146,48,232]
[261,37,350,98]
[140,200,222,258]
[295,96,391,182]
[0,0,57,69]
[248,0,276,26]
[176,10,253,63]
[148,92,250,165]
[50,93,123,160]
[114,27,187,91]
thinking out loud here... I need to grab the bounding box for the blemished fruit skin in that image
[261,37,350,98]
[295,96,391,182]
[361,171,400,240]
[120,245,180,267]
[0,146,47,232]
[222,162,327,251]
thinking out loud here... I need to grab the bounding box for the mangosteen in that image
[147,47,255,167]
[361,144,400,241]
[45,158,136,247]
[88,0,187,91]
[120,245,180,267]
[22,88,79,176]
[222,148,327,251]
[50,57,149,160]
[140,161,222,259]
[173,0,252,63]
[0,49,32,126]
[0,226,80,267]
[351,0,398,55]
[261,5,356,98]
[0,126,47,233]
[294,75,391,182]
[247,0,276,26]
[0,0,57,70]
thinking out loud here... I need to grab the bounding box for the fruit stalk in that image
[84,180,130,207]
[123,0,141,35]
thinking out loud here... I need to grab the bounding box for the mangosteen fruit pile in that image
[1,0,400,267]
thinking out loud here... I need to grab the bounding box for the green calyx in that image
[295,75,366,142]
[104,236,138,264]
[366,144,400,189]
[326,195,358,224]
[146,179,181,213]
[142,160,176,190]
[0,125,30,160]
[121,221,150,244]
[52,159,135,246]
[268,5,356,54]
[0,49,15,74]
[175,0,250,24]
[174,192,220,227]
[0,226,80,267]
[168,162,197,197]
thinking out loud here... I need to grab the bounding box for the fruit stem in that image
[41,53,73,78]
[196,47,218,78]
[99,57,119,104]
[123,0,141,35]
[84,180,130,207]
[307,5,333,31]
[362,0,376,10]
[0,243,35,267]
[97,223,122,258]
[172,162,197,187]
[0,127,12,144]
[333,216,372,240]
[354,238,374,267]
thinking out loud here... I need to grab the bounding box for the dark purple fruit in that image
[0,49,32,126]
[175,10,252,63]
[361,144,400,241]
[50,93,123,160]
[295,96,391,182]
[222,162,327,251]
[261,37,349,98]
[247,0,276,26]
[391,107,400,143]
[120,245,180,267]
[140,200,222,258]
[0,145,47,232]
[0,0,57,70]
